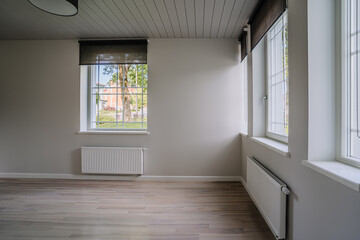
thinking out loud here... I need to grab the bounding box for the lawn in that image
[96,110,147,129]
[97,122,147,129]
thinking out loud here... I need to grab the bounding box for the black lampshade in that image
[28,0,78,17]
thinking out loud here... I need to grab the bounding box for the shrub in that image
[103,106,115,111]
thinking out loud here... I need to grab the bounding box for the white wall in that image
[241,0,360,239]
[250,37,266,137]
[308,0,336,161]
[0,38,242,177]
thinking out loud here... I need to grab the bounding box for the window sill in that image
[250,137,290,157]
[302,160,360,192]
[77,131,149,135]
[239,132,248,137]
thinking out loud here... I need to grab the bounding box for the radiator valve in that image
[281,187,291,195]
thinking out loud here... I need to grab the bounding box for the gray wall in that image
[0,38,241,176]
[241,0,360,239]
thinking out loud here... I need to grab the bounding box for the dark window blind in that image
[79,39,147,65]
[239,31,247,62]
[248,0,287,50]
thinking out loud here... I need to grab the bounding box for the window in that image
[240,56,248,135]
[79,40,148,132]
[266,12,289,143]
[86,64,148,130]
[341,0,360,166]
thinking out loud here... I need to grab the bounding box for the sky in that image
[98,65,113,86]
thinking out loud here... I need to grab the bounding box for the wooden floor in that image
[0,179,275,240]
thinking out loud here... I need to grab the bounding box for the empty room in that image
[0,0,359,239]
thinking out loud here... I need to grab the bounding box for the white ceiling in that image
[0,0,258,40]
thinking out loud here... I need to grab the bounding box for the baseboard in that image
[239,175,249,191]
[0,172,242,182]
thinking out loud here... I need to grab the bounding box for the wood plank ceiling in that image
[0,0,258,40]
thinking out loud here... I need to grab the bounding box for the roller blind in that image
[79,39,147,65]
[248,0,287,50]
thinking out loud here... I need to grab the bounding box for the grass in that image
[99,110,116,115]
[99,109,145,115]
[97,122,147,129]
[96,109,147,129]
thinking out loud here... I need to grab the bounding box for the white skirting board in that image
[0,173,242,182]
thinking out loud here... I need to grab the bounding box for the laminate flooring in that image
[0,179,275,240]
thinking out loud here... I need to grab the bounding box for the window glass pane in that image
[240,56,248,134]
[96,94,117,128]
[351,132,360,158]
[130,95,146,122]
[267,12,288,140]
[350,0,357,33]
[92,87,116,95]
[271,39,276,74]
[275,32,283,75]
[346,0,360,161]
[89,92,97,129]
[269,84,276,132]
[88,64,148,130]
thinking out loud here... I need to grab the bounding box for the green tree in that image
[103,64,148,122]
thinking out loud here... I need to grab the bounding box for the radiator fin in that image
[81,147,144,175]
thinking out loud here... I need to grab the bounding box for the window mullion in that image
[347,0,351,157]
[282,17,287,134]
[349,0,354,156]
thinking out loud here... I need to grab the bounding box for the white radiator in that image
[81,147,146,175]
[246,156,290,240]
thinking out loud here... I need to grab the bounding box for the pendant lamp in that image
[28,0,78,16]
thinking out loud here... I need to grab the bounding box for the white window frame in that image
[338,0,360,168]
[265,11,289,143]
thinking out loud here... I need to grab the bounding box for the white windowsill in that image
[77,131,149,135]
[239,132,248,137]
[250,137,290,157]
[302,160,360,192]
